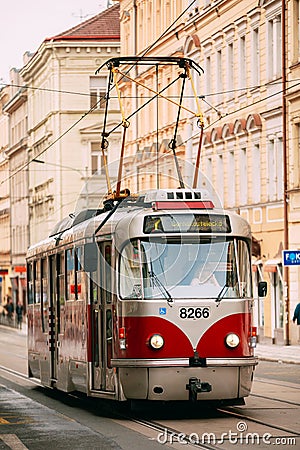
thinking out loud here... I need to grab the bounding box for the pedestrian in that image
[16,301,23,329]
[292,303,300,325]
[6,297,14,322]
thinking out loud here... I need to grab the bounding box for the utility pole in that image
[282,0,290,345]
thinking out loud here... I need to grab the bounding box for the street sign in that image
[282,250,300,266]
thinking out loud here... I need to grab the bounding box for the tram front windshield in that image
[119,237,252,299]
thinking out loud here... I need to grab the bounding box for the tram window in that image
[58,253,65,305]
[235,240,252,298]
[119,240,142,299]
[66,248,75,300]
[104,244,112,303]
[27,262,34,305]
[41,258,48,333]
[57,253,65,334]
[119,237,252,300]
[34,260,41,304]
[75,247,84,300]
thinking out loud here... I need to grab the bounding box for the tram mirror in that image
[258,281,267,297]
[84,242,98,272]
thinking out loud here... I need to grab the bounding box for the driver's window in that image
[119,240,142,298]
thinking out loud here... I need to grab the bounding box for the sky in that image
[0,0,109,83]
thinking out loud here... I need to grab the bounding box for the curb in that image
[257,356,300,365]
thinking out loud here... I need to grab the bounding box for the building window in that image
[251,28,260,86]
[216,49,222,103]
[267,137,283,201]
[91,142,106,175]
[217,154,224,204]
[205,156,213,186]
[252,143,261,203]
[204,55,211,95]
[238,35,246,89]
[239,148,247,205]
[227,42,234,95]
[292,0,300,61]
[227,151,235,207]
[269,269,284,330]
[90,76,107,110]
[267,15,282,80]
[292,122,300,188]
[267,139,276,201]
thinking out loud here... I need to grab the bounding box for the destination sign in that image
[143,214,231,234]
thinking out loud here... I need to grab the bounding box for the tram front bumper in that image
[113,357,257,401]
[111,356,258,368]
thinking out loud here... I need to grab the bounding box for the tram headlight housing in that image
[149,334,164,350]
[225,333,240,348]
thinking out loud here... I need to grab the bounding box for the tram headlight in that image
[149,334,164,350]
[225,333,240,348]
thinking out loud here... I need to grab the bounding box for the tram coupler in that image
[189,351,207,367]
[186,377,212,402]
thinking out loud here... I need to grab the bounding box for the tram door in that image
[92,241,114,392]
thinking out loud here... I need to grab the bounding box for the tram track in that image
[216,406,299,436]
[251,392,300,406]
[0,364,299,450]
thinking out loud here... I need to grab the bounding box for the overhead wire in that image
[1,77,300,101]
[127,78,300,176]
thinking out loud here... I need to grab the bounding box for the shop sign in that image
[282,250,300,266]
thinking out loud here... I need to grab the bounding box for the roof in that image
[46,3,120,42]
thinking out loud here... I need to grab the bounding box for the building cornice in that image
[3,88,27,114]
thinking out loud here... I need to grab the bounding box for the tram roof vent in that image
[144,189,210,203]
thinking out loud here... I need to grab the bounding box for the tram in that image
[26,57,267,404]
[26,188,267,403]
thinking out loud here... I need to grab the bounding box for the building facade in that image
[3,68,29,308]
[0,85,10,307]
[117,0,300,344]
[1,4,121,310]
[20,4,121,244]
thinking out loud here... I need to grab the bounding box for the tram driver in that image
[190,264,220,287]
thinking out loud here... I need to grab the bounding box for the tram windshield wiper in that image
[148,271,173,306]
[215,285,229,305]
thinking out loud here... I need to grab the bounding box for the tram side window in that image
[75,247,84,300]
[58,253,65,306]
[35,260,41,304]
[104,244,112,303]
[57,253,64,335]
[41,258,48,332]
[66,248,75,300]
[27,262,34,305]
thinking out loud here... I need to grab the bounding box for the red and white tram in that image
[26,188,267,404]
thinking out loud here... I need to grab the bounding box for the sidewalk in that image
[255,342,300,365]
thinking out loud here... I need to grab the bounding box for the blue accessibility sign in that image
[159,307,167,315]
[282,250,300,266]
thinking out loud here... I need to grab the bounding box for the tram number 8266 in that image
[179,307,210,320]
